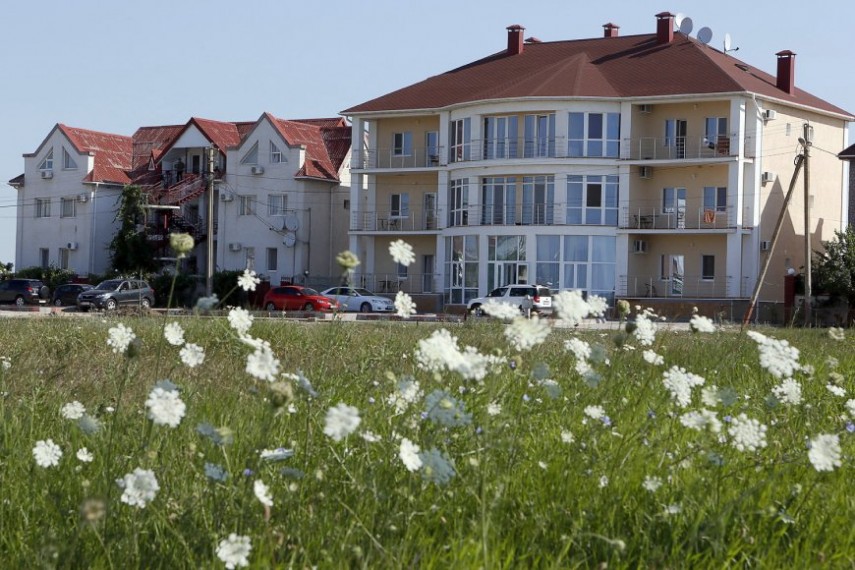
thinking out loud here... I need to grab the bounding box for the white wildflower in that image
[679,409,722,433]
[772,379,803,405]
[746,330,802,380]
[217,533,252,569]
[642,350,664,366]
[145,387,186,428]
[361,431,381,443]
[179,343,205,368]
[642,476,663,492]
[117,468,159,508]
[599,475,609,488]
[662,365,705,408]
[633,310,658,346]
[481,300,522,321]
[846,399,855,418]
[564,338,592,361]
[584,405,606,420]
[689,314,716,333]
[399,438,423,472]
[238,269,261,292]
[76,448,94,463]
[728,413,767,452]
[246,345,280,382]
[388,239,415,267]
[504,315,551,351]
[253,479,273,507]
[228,308,254,335]
[394,291,417,318]
[487,402,502,416]
[106,323,135,354]
[60,401,86,420]
[560,430,575,444]
[701,385,720,407]
[552,290,590,325]
[323,403,361,442]
[163,322,185,346]
[826,383,846,398]
[586,295,609,318]
[808,433,842,472]
[33,439,62,468]
[828,327,845,341]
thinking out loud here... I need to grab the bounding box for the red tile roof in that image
[265,114,352,182]
[56,124,133,185]
[343,33,852,118]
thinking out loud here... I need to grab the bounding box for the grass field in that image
[0,312,852,568]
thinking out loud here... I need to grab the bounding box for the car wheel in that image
[105,298,118,311]
[140,297,151,309]
[303,303,315,312]
[265,302,276,311]
[14,296,25,307]
[54,298,63,307]
[360,302,371,313]
[470,303,483,317]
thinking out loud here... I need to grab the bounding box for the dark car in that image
[77,279,155,311]
[262,285,339,312]
[51,283,94,307]
[0,279,50,306]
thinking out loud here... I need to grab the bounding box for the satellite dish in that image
[674,13,686,27]
[679,17,693,36]
[283,232,296,248]
[284,213,300,232]
[724,33,732,52]
[697,27,713,45]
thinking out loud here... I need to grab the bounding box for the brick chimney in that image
[507,24,525,55]
[655,12,674,44]
[776,50,796,95]
[603,23,620,38]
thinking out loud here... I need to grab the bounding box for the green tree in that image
[812,225,855,324]
[109,185,157,275]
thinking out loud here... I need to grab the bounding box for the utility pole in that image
[801,123,813,327]
[205,146,216,297]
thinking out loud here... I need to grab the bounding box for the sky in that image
[2,0,853,268]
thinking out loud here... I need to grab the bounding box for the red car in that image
[262,285,339,312]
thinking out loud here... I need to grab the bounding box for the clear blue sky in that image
[2,0,853,268]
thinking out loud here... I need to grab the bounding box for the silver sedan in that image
[320,287,394,313]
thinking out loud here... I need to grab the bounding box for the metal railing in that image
[623,135,737,160]
[620,204,735,230]
[619,274,733,298]
[354,273,440,295]
[445,203,617,228]
[350,208,442,232]
[352,147,446,170]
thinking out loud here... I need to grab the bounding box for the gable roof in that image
[56,124,133,185]
[343,32,852,118]
[264,114,351,181]
[838,143,855,160]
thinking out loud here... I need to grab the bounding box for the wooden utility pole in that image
[801,124,813,326]
[205,146,216,297]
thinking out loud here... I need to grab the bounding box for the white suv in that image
[467,285,553,316]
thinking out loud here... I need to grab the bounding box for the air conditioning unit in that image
[762,109,778,121]
[639,104,653,114]
[228,243,243,252]
[66,242,79,251]
[77,193,89,203]
[633,239,648,254]
[40,170,53,179]
[220,193,234,202]
[639,166,653,179]
[250,165,264,175]
[760,240,772,252]
[761,171,775,184]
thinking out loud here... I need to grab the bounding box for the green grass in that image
[0,315,853,568]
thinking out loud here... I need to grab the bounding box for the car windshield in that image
[96,280,122,291]
[354,288,375,296]
[302,288,320,296]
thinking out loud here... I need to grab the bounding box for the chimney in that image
[603,23,620,38]
[776,50,796,95]
[655,12,674,44]
[507,24,525,55]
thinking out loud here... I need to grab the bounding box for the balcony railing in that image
[352,147,445,170]
[619,274,733,298]
[620,204,735,230]
[351,208,442,232]
[446,203,618,228]
[354,273,440,295]
[623,135,736,161]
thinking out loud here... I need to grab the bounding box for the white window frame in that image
[238,195,257,216]
[450,118,471,162]
[448,179,469,227]
[39,248,50,269]
[59,248,70,270]
[703,186,728,212]
[268,194,287,216]
[266,247,278,272]
[62,147,78,170]
[392,132,413,157]
[390,193,410,217]
[35,198,51,218]
[240,142,259,165]
[270,141,283,163]
[39,149,53,171]
[245,247,255,271]
[60,197,76,218]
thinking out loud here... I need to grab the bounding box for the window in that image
[270,141,283,163]
[240,142,259,165]
[701,255,715,280]
[664,119,687,158]
[268,194,287,216]
[444,235,479,304]
[39,248,49,269]
[239,195,256,216]
[487,235,526,292]
[59,248,70,270]
[343,199,350,210]
[448,179,469,226]
[450,118,471,162]
[662,187,687,213]
[396,262,408,278]
[481,177,516,225]
[62,147,77,170]
[392,132,412,156]
[568,112,621,157]
[425,131,440,165]
[523,114,556,158]
[567,175,618,225]
[522,176,554,224]
[390,193,410,217]
[703,187,727,212]
[536,235,560,289]
[245,247,255,271]
[266,247,278,271]
[39,149,53,171]
[483,116,518,159]
[61,197,76,218]
[705,117,728,152]
[35,198,51,218]
[660,254,685,294]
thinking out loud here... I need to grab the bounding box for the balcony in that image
[355,273,439,295]
[620,204,735,230]
[623,135,736,161]
[446,203,617,228]
[351,208,442,232]
[352,146,445,170]
[619,274,733,298]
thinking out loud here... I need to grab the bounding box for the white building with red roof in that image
[342,12,852,316]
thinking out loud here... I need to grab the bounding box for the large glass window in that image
[481,177,516,225]
[705,117,729,154]
[444,235,478,304]
[450,118,471,162]
[35,198,51,218]
[568,112,620,157]
[483,116,519,159]
[566,175,618,225]
[391,193,410,217]
[561,235,615,301]
[488,235,526,291]
[523,114,556,158]
[701,255,715,280]
[392,132,413,156]
[448,179,469,227]
[238,195,256,216]
[536,235,560,289]
[521,176,554,224]
[703,186,727,212]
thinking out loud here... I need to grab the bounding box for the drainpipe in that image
[89,182,99,276]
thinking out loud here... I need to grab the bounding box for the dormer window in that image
[240,142,259,165]
[62,147,78,170]
[39,149,54,171]
[270,141,283,163]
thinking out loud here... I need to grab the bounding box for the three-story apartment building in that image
[343,13,851,315]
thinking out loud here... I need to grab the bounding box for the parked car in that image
[320,287,394,313]
[263,285,339,312]
[52,283,94,307]
[467,284,553,316]
[0,279,50,306]
[76,279,155,311]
